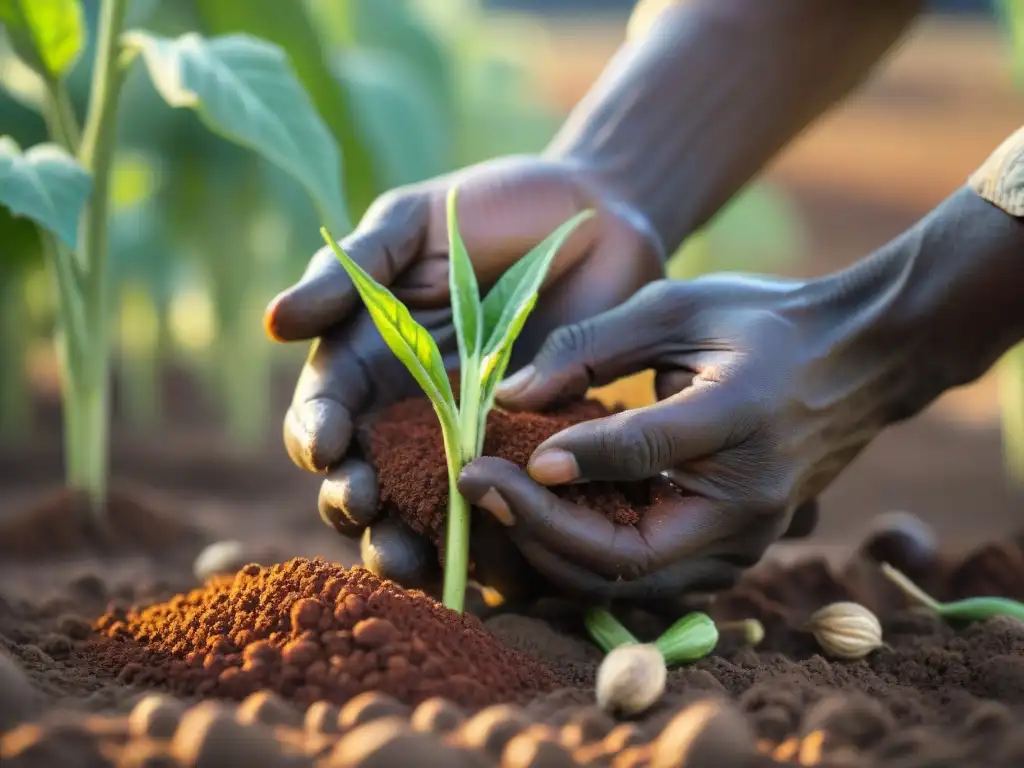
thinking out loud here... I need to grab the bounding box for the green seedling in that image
[881,562,1024,623]
[586,607,720,716]
[320,188,593,612]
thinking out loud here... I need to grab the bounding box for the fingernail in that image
[263,293,286,342]
[528,450,579,485]
[476,488,515,526]
[496,365,536,399]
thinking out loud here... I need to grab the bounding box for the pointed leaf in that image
[320,227,456,421]
[0,136,91,248]
[124,31,348,232]
[191,0,379,221]
[482,210,593,356]
[0,0,84,79]
[445,186,482,371]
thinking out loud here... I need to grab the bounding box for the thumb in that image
[526,383,738,485]
[495,280,682,412]
[264,193,428,342]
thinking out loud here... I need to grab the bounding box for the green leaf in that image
[191,0,379,222]
[331,48,450,189]
[0,136,91,248]
[320,226,457,422]
[445,186,482,372]
[481,209,594,357]
[124,31,348,232]
[0,0,84,80]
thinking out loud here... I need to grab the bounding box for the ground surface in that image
[3,16,1024,768]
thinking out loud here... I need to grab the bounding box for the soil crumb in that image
[83,557,558,709]
[0,486,205,560]
[366,397,680,544]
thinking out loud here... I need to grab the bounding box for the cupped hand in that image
[264,156,664,590]
[454,275,867,600]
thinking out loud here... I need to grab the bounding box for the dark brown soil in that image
[365,397,683,545]
[84,557,558,710]
[0,485,206,560]
[6,528,1024,767]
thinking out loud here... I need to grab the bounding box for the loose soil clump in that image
[366,397,683,545]
[0,485,205,560]
[84,557,558,710]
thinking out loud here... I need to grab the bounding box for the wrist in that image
[544,0,921,256]
[792,187,1024,427]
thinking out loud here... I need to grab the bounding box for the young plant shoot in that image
[320,188,593,612]
[881,562,1024,623]
[586,607,720,716]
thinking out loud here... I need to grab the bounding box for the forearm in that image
[546,0,924,255]
[799,130,1024,426]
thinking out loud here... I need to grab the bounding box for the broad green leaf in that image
[0,136,91,248]
[331,49,450,189]
[320,226,457,421]
[124,31,349,232]
[481,210,594,357]
[0,0,84,79]
[191,0,378,221]
[445,186,482,371]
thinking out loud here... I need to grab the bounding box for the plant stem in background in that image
[881,562,1024,623]
[999,343,1024,484]
[62,0,130,519]
[41,78,81,152]
[0,268,31,437]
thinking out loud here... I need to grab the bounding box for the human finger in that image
[458,457,732,581]
[317,459,380,536]
[265,193,429,342]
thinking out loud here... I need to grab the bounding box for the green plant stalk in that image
[61,0,131,517]
[0,267,31,436]
[584,607,640,653]
[440,414,471,611]
[41,78,82,152]
[998,342,1024,484]
[881,562,1024,623]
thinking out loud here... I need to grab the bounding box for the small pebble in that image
[503,729,576,768]
[305,701,341,734]
[171,701,283,768]
[455,704,529,757]
[235,691,301,728]
[129,695,185,740]
[193,540,248,582]
[651,699,754,768]
[559,707,614,748]
[338,692,408,731]
[328,717,489,767]
[410,697,465,735]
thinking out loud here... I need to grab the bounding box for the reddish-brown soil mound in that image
[0,486,205,560]
[365,397,683,545]
[83,557,558,710]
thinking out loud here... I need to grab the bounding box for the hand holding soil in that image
[264,155,663,554]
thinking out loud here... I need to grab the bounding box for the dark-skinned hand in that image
[264,156,666,598]
[454,275,845,601]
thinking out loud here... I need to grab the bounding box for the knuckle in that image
[600,418,667,477]
[541,321,596,366]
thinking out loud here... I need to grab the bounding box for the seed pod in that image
[595,643,666,716]
[806,602,882,660]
